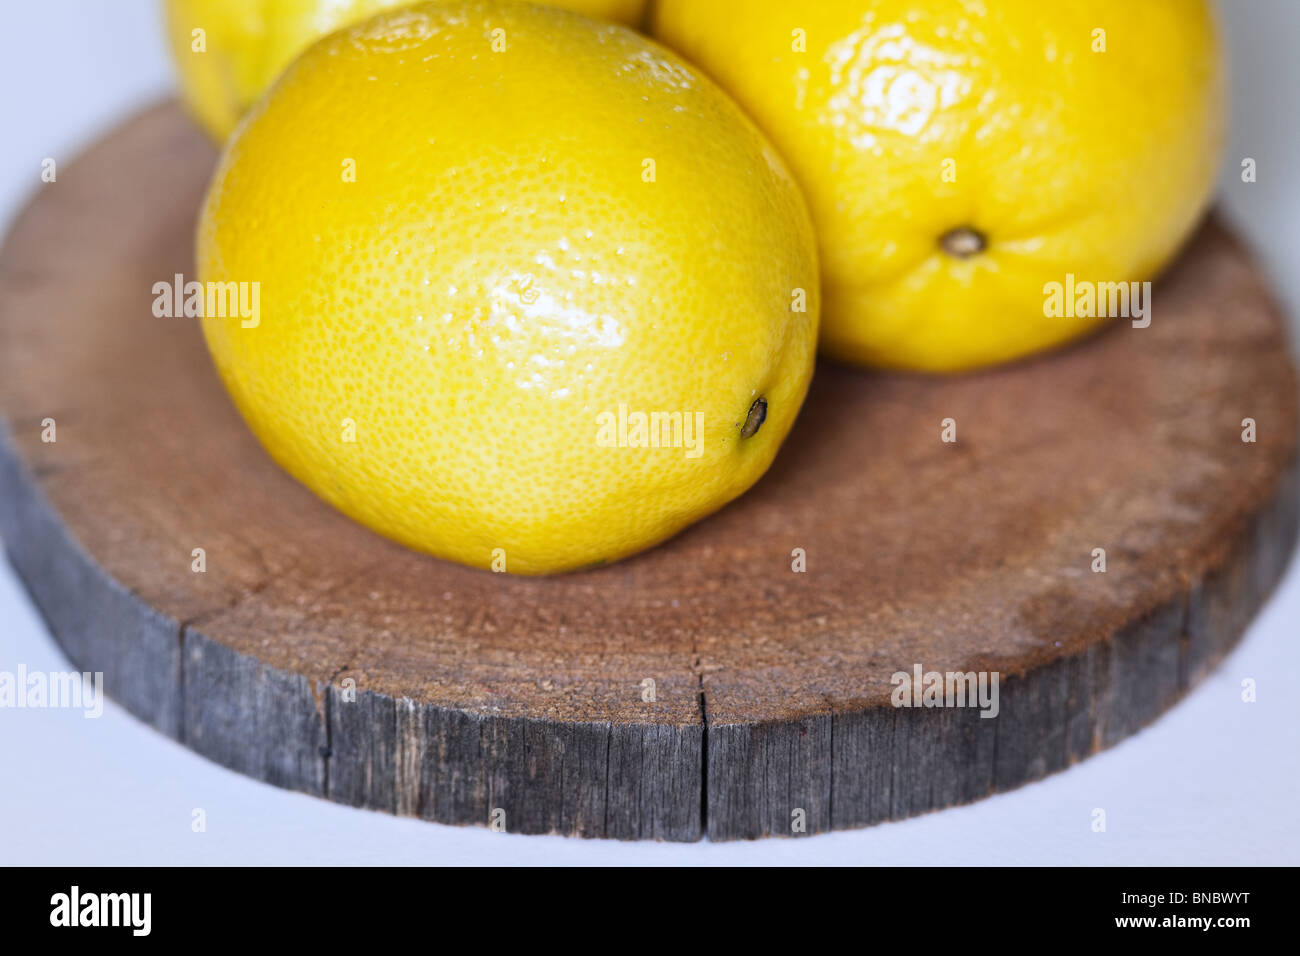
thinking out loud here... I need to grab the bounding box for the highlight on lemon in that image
[197,1,819,575]
[653,0,1224,372]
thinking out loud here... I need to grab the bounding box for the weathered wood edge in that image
[703,458,1300,840]
[0,419,704,841]
[4,408,1294,840]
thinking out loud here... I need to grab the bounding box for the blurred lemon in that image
[166,0,649,140]
[197,1,818,574]
[654,0,1224,371]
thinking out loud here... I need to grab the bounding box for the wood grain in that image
[0,104,1295,840]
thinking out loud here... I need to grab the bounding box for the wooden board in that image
[1,103,1296,841]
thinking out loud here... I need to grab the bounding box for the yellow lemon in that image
[197,1,819,575]
[653,0,1225,372]
[165,0,650,140]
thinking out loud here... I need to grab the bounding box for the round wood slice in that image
[1,103,1296,841]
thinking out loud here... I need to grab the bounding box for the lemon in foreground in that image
[198,1,819,575]
[165,0,649,140]
[654,0,1224,372]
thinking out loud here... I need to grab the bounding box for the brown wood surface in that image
[0,103,1296,841]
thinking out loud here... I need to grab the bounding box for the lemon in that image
[197,1,819,575]
[653,0,1224,372]
[165,0,649,140]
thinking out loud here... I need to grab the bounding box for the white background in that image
[1,0,1297,865]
